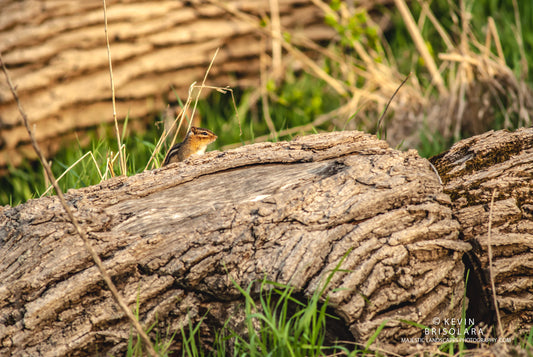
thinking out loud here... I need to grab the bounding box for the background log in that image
[0,0,336,170]
[431,127,533,336]
[0,131,469,355]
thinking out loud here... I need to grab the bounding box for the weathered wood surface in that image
[0,0,336,170]
[0,131,470,355]
[431,127,533,335]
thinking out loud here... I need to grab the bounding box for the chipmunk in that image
[162,127,217,166]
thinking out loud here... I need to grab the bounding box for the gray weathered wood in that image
[0,131,470,355]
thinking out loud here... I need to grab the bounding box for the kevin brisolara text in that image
[401,337,512,344]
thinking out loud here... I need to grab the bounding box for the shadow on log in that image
[0,131,471,355]
[431,128,533,336]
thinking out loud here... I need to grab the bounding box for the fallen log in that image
[431,127,533,337]
[0,131,470,355]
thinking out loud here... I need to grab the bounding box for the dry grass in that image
[324,0,531,148]
[211,0,532,152]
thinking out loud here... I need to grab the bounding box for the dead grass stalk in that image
[102,0,126,176]
[487,188,504,337]
[0,54,157,357]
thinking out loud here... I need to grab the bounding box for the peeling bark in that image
[0,131,469,355]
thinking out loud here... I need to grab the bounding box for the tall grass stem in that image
[103,0,127,176]
[0,54,157,356]
[487,188,504,337]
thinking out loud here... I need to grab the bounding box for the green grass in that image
[128,253,376,356]
[123,268,533,356]
[197,73,342,145]
[0,123,163,206]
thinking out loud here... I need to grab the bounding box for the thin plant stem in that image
[0,54,157,357]
[376,73,411,137]
[188,47,220,133]
[269,0,282,77]
[103,0,126,176]
[487,188,504,337]
[486,17,505,65]
[260,40,277,137]
[41,151,104,197]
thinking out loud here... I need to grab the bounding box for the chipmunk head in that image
[189,127,217,142]
[187,127,217,155]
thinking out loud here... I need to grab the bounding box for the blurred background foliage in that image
[1,0,532,206]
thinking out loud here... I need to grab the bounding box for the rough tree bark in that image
[431,127,533,336]
[0,131,470,355]
[0,0,338,170]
